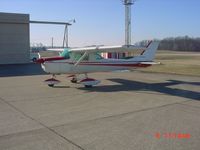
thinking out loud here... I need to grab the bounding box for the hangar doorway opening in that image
[30,20,73,50]
[0,12,73,64]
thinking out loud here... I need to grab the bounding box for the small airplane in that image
[36,41,160,88]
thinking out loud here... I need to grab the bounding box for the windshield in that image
[60,48,70,59]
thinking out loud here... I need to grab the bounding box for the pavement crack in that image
[53,100,189,129]
[0,97,85,150]
[177,102,200,109]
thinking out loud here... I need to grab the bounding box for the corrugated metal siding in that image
[0,13,30,64]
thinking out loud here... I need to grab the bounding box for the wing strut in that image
[74,52,88,66]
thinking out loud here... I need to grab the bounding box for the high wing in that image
[47,48,65,52]
[47,42,150,53]
[68,45,147,53]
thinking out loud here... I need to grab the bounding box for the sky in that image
[1,0,200,47]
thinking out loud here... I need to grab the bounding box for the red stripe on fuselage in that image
[36,56,66,63]
[44,56,65,61]
[45,60,151,68]
[79,63,151,67]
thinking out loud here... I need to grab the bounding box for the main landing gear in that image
[70,75,78,83]
[79,75,100,88]
[44,74,100,88]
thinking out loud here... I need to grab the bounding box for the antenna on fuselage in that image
[122,0,135,46]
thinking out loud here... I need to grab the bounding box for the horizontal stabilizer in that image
[140,62,161,65]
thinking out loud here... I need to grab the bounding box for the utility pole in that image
[51,37,54,48]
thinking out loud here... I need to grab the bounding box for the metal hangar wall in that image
[0,12,30,64]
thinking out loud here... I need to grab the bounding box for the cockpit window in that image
[83,54,89,61]
[71,53,89,61]
[96,53,103,60]
[70,52,103,61]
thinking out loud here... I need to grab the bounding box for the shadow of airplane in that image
[78,79,200,101]
[52,86,70,88]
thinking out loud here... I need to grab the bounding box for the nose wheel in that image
[44,75,60,87]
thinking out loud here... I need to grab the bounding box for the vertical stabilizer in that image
[141,41,160,61]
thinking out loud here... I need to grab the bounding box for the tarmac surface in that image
[0,64,200,150]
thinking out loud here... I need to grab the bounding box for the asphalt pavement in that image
[0,64,200,150]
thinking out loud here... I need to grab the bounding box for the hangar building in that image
[0,12,30,64]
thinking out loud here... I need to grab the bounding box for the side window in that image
[96,53,103,60]
[72,53,89,61]
[83,54,89,61]
[74,53,82,61]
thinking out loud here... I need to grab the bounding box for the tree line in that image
[137,36,200,52]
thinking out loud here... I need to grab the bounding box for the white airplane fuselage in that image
[41,58,151,75]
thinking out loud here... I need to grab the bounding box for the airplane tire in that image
[71,79,77,83]
[32,58,37,62]
[48,84,54,87]
[84,85,93,88]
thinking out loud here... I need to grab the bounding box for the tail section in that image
[141,41,160,61]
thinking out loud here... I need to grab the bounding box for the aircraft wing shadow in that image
[78,78,200,101]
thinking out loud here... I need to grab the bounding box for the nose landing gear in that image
[44,75,60,87]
